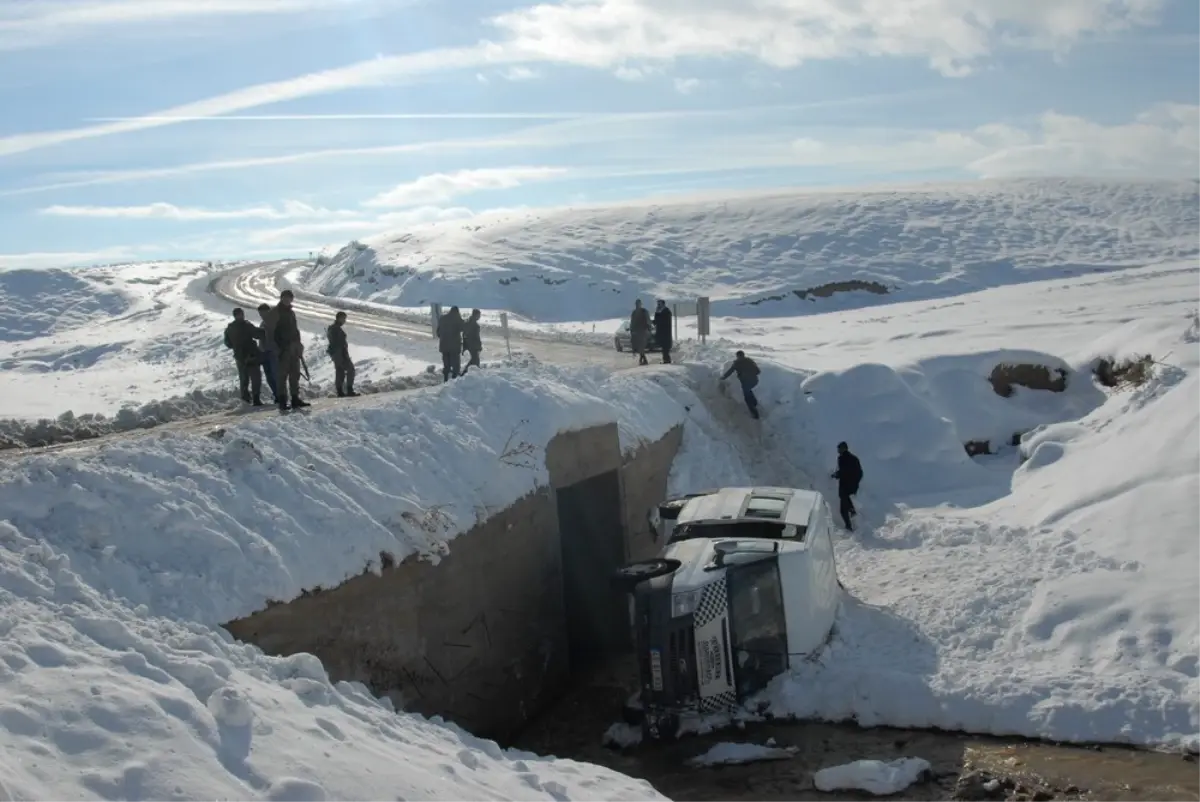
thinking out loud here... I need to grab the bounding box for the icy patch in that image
[813,757,932,795]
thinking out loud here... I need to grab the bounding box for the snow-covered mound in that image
[0,262,232,419]
[307,178,1199,322]
[0,365,688,798]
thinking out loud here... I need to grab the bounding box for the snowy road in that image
[209,260,630,369]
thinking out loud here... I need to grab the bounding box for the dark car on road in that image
[614,320,662,353]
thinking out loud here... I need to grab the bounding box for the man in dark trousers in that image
[462,308,482,374]
[831,441,864,530]
[272,289,309,411]
[256,303,279,403]
[326,311,358,397]
[653,299,673,364]
[719,350,761,419]
[436,305,464,382]
[222,307,264,406]
[630,299,652,366]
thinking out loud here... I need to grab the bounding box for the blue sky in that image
[0,0,1196,268]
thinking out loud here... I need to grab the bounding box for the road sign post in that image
[499,312,512,357]
[697,297,711,344]
[430,303,442,337]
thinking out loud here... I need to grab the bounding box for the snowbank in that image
[307,178,1197,322]
[0,363,692,626]
[0,521,663,800]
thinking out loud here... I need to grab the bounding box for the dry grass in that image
[1093,355,1154,389]
[989,363,1069,397]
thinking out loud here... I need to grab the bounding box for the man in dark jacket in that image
[462,308,482,374]
[223,307,264,406]
[630,299,652,366]
[272,289,309,410]
[719,350,761,419]
[436,305,464,382]
[831,441,864,530]
[256,303,279,403]
[653,299,673,364]
[326,311,358,397]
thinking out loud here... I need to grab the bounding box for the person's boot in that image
[292,396,311,408]
[336,388,346,397]
[241,392,252,403]
[252,395,264,407]
[346,388,360,397]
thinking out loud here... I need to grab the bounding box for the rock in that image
[953,771,1013,801]
[1032,790,1054,801]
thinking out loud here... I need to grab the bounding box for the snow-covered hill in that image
[307,178,1199,322]
[0,261,431,429]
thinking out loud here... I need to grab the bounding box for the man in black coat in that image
[831,441,864,530]
[653,299,673,364]
[222,307,264,406]
[326,311,357,397]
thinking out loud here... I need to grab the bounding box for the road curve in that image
[210,260,630,369]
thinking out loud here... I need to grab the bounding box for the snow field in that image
[306,178,1198,322]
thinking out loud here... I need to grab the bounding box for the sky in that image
[0,0,1197,269]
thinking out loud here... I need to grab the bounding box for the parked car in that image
[613,486,842,740]
[613,320,661,353]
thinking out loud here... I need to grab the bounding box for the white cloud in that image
[502,65,540,81]
[673,77,702,95]
[785,103,1198,179]
[362,166,569,207]
[0,0,399,50]
[38,200,353,221]
[243,206,474,246]
[0,1,1166,160]
[0,45,507,158]
[491,0,1165,77]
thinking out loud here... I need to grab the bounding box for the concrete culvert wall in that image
[988,363,1069,397]
[224,422,683,743]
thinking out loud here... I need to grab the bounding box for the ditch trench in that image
[509,654,1199,802]
[224,408,1196,802]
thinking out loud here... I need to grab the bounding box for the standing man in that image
[653,299,673,364]
[436,305,465,382]
[831,441,864,531]
[256,303,279,404]
[272,289,310,411]
[222,308,264,406]
[462,308,483,374]
[326,311,358,397]
[719,350,761,419]
[630,299,652,366]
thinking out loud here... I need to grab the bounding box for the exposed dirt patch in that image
[965,440,992,457]
[512,656,1198,802]
[988,364,1069,398]
[1093,355,1154,389]
[743,280,891,307]
[794,280,890,300]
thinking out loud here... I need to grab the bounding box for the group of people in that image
[222,289,357,412]
[629,299,673,365]
[434,306,483,382]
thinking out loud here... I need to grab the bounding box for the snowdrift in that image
[0,521,662,801]
[306,178,1198,322]
[672,319,1199,749]
[0,364,690,626]
[0,365,692,799]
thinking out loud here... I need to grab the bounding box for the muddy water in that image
[511,658,1198,801]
